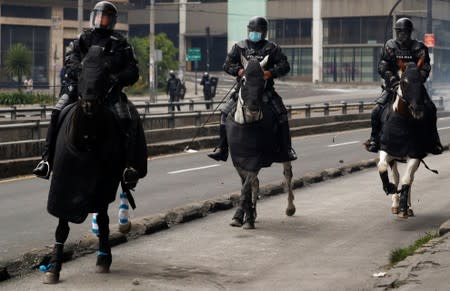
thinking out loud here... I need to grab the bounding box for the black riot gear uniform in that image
[366,18,442,154]
[208,20,297,162]
[33,24,141,178]
[166,71,181,111]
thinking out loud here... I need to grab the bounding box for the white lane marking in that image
[438,117,450,121]
[327,140,360,148]
[438,126,450,130]
[168,164,220,174]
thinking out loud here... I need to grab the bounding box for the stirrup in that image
[33,160,51,179]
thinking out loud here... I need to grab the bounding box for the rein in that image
[184,82,238,152]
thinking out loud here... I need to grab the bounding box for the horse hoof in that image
[391,207,399,214]
[43,272,59,284]
[285,207,296,217]
[407,209,415,217]
[230,218,243,227]
[95,265,110,273]
[398,211,409,219]
[118,221,131,234]
[242,221,255,230]
[96,253,112,273]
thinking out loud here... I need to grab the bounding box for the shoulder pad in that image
[411,40,426,51]
[236,40,248,49]
[111,31,126,42]
[263,41,277,52]
[385,39,397,49]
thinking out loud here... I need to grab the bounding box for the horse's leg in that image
[118,192,131,234]
[242,172,258,230]
[230,168,247,227]
[378,151,397,195]
[283,162,295,216]
[95,208,112,273]
[251,175,259,220]
[398,158,420,219]
[391,161,400,214]
[43,219,70,284]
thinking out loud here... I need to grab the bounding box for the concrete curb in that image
[0,157,380,282]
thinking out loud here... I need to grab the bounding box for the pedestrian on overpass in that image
[166,70,181,111]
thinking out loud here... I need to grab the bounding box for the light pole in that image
[149,0,156,102]
[77,0,83,34]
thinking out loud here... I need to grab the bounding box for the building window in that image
[63,8,91,21]
[1,4,51,19]
[269,19,312,45]
[324,16,387,45]
[0,25,50,84]
[283,47,312,79]
[323,47,379,82]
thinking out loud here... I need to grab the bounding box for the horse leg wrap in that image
[42,243,64,284]
[380,171,396,195]
[399,184,410,213]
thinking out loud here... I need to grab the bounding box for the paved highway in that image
[1,117,449,263]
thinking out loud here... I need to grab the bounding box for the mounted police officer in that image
[365,17,443,154]
[33,1,142,181]
[208,16,297,162]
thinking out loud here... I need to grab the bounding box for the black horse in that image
[42,46,147,283]
[226,55,295,229]
[378,62,431,218]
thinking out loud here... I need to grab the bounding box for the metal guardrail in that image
[0,99,380,121]
[0,97,445,128]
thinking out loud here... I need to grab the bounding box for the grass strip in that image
[389,232,439,265]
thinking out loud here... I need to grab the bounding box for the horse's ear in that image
[260,55,269,68]
[240,54,248,70]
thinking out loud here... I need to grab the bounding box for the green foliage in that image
[129,33,178,95]
[4,43,32,91]
[0,92,53,105]
[389,232,438,265]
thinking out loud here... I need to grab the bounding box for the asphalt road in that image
[3,151,450,290]
[1,117,450,263]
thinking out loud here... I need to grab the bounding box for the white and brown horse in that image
[378,62,433,218]
[226,55,295,229]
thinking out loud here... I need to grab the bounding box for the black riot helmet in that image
[394,18,413,45]
[247,16,268,39]
[90,1,118,31]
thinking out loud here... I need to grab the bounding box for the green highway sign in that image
[186,47,201,61]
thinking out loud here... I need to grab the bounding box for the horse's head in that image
[240,55,268,111]
[397,62,425,119]
[234,55,268,123]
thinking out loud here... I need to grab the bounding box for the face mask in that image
[248,31,262,42]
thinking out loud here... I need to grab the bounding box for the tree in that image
[5,43,32,91]
[129,33,178,92]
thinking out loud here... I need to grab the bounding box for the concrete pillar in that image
[312,0,323,84]
[179,0,187,80]
[50,6,64,98]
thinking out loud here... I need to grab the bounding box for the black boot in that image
[34,110,60,179]
[429,124,443,155]
[208,124,228,161]
[365,104,383,153]
[279,121,297,161]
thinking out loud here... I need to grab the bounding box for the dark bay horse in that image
[378,62,431,219]
[226,55,295,229]
[42,46,146,283]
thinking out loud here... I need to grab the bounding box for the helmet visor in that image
[90,10,114,30]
